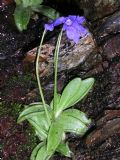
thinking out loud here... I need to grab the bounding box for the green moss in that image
[7,73,37,88]
[0,102,37,159]
[2,73,37,102]
[0,102,22,117]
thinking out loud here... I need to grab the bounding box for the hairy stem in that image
[36,29,51,125]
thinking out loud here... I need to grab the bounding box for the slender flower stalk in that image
[36,29,51,125]
[53,29,63,111]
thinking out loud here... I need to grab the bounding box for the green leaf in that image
[15,0,43,8]
[58,113,88,135]
[29,112,50,131]
[55,78,82,116]
[30,0,43,6]
[22,0,31,7]
[17,103,51,140]
[17,104,46,123]
[36,145,50,160]
[32,5,60,20]
[65,78,95,107]
[56,142,72,157]
[30,142,44,160]
[63,109,91,126]
[31,142,50,160]
[29,102,43,106]
[28,118,47,140]
[15,0,22,5]
[14,5,32,31]
[56,78,94,116]
[47,122,64,156]
[50,94,61,110]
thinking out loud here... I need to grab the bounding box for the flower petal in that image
[78,25,88,37]
[66,27,80,43]
[62,23,68,31]
[72,22,88,36]
[72,21,82,31]
[64,16,77,26]
[68,15,77,22]
[77,16,86,24]
[54,17,66,26]
[44,24,54,31]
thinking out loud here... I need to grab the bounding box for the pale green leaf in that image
[15,0,22,5]
[56,142,72,157]
[17,104,47,123]
[58,114,88,135]
[47,122,63,155]
[32,5,60,20]
[50,94,61,110]
[28,118,47,140]
[56,78,94,116]
[30,0,43,6]
[35,144,48,160]
[28,112,49,131]
[29,102,43,106]
[14,5,32,31]
[30,142,44,160]
[17,104,51,140]
[22,0,30,7]
[31,143,50,160]
[55,78,82,116]
[63,109,91,126]
[21,0,43,8]
[66,78,95,107]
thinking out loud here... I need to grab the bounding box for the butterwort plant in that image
[17,15,94,160]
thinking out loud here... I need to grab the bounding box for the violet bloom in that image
[45,15,88,43]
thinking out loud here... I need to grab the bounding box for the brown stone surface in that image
[94,10,120,43]
[79,0,120,20]
[23,33,96,77]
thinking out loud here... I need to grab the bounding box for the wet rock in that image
[84,109,120,160]
[100,35,120,109]
[89,134,120,160]
[79,51,103,72]
[102,35,120,59]
[79,0,120,20]
[24,33,96,77]
[86,118,120,147]
[94,10,120,43]
[97,110,120,126]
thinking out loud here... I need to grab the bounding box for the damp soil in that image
[0,1,120,160]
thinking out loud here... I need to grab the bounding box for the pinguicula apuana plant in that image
[17,15,94,160]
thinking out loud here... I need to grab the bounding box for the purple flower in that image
[45,15,88,43]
